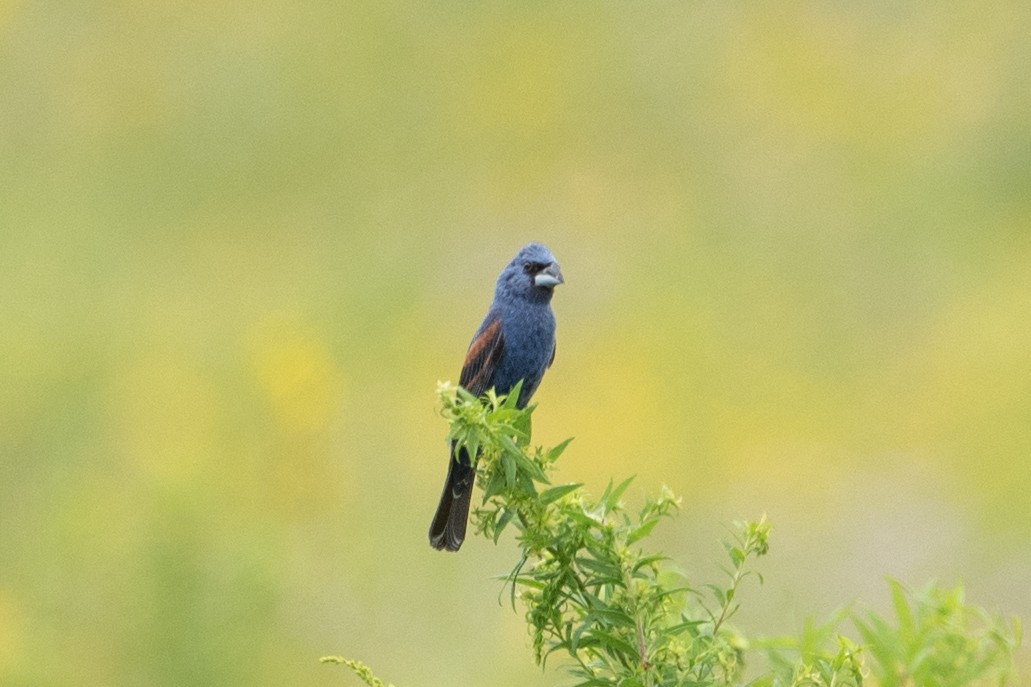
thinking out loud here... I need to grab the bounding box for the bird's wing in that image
[459,315,505,397]
[549,341,556,368]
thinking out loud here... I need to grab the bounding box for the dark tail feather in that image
[429,445,475,552]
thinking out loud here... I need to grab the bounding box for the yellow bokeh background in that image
[2,2,1029,685]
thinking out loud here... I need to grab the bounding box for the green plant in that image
[320,657,395,687]
[323,384,1021,687]
[853,580,1021,687]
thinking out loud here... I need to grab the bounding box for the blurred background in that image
[2,1,1029,685]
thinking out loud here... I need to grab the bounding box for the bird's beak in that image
[534,262,564,288]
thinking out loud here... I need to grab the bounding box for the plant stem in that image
[622,562,652,686]
[711,564,743,639]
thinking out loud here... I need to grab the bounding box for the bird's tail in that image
[428,444,476,552]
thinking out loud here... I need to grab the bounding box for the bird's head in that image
[497,242,564,302]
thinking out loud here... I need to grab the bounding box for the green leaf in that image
[665,619,706,635]
[501,380,524,409]
[626,517,659,545]
[888,578,915,638]
[597,479,615,509]
[511,577,545,590]
[493,508,516,542]
[515,451,550,483]
[540,483,582,505]
[511,407,534,441]
[481,471,504,500]
[631,553,669,572]
[499,434,523,459]
[585,607,635,627]
[501,450,516,486]
[516,472,539,496]
[583,628,639,661]
[604,475,635,511]
[456,386,478,404]
[705,583,726,608]
[464,435,480,463]
[546,437,575,462]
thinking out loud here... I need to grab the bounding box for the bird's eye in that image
[523,261,534,274]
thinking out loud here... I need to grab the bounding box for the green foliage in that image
[325,386,1022,687]
[754,611,866,687]
[319,657,395,687]
[441,381,772,686]
[757,579,1022,687]
[853,580,1021,687]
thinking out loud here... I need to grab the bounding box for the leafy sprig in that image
[323,385,1022,687]
[439,381,771,686]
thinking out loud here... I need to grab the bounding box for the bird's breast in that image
[495,306,556,405]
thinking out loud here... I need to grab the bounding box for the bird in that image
[429,242,564,552]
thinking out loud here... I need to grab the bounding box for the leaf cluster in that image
[439,382,778,687]
[323,385,1022,687]
[757,579,1022,687]
[853,580,1021,687]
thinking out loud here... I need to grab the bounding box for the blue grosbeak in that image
[429,243,564,551]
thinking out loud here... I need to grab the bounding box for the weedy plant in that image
[324,384,1022,687]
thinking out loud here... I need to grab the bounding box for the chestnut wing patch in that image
[459,317,504,397]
